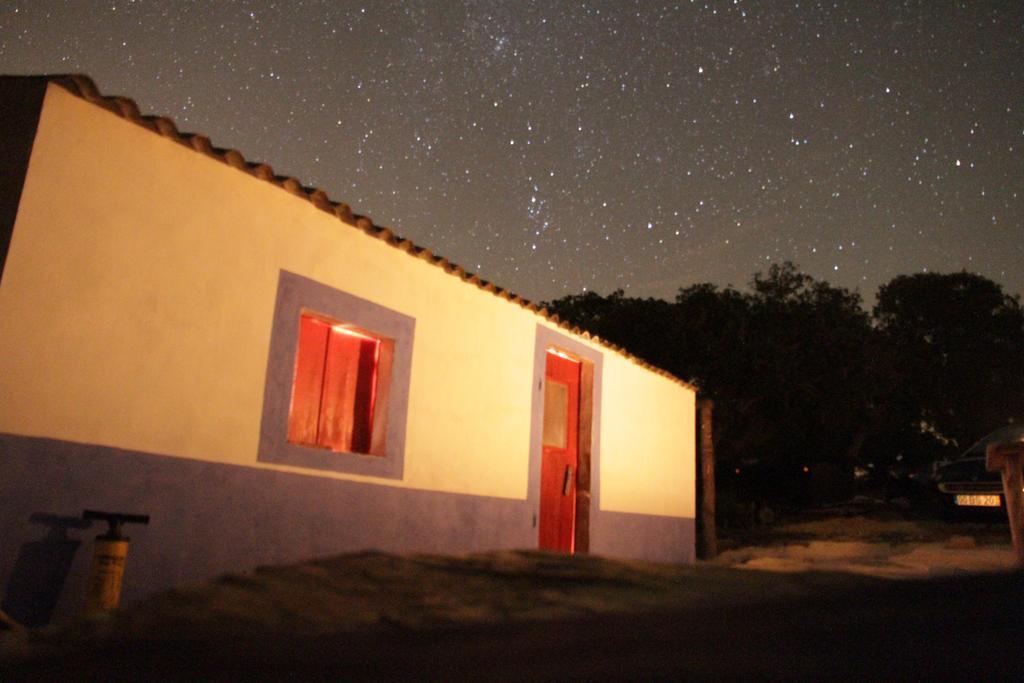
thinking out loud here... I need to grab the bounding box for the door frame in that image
[530,325,602,553]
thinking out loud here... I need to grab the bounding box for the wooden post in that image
[698,399,717,559]
[986,443,1024,567]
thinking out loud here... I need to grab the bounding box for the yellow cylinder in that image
[84,538,130,614]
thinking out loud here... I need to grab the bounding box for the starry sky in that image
[1,1,1021,304]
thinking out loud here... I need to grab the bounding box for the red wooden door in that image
[539,350,581,552]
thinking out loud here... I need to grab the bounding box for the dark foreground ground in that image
[2,545,1023,681]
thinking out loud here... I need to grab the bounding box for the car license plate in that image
[955,494,1001,507]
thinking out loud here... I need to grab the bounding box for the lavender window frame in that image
[258,270,414,479]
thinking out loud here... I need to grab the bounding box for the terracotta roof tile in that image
[46,74,696,392]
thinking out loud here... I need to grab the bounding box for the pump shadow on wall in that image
[529,325,601,554]
[2,513,90,627]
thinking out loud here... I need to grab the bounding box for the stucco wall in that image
[0,82,695,519]
[599,352,696,518]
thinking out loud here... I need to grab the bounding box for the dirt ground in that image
[712,511,1018,577]
[2,511,1022,680]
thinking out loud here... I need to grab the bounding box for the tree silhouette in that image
[874,271,1024,450]
[545,264,1023,509]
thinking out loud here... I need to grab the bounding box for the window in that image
[287,312,393,456]
[543,379,569,448]
[259,270,414,479]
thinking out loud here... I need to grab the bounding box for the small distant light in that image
[802,465,810,474]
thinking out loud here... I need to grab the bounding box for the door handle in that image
[562,464,574,496]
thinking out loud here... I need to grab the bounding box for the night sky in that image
[1,1,1021,304]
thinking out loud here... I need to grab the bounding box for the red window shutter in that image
[350,337,379,453]
[288,314,383,455]
[287,315,330,446]
[318,328,380,453]
[318,329,362,452]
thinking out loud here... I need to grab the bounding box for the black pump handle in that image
[82,509,150,540]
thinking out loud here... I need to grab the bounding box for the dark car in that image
[935,424,1024,515]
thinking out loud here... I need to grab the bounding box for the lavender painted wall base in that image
[592,510,695,565]
[0,433,693,625]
